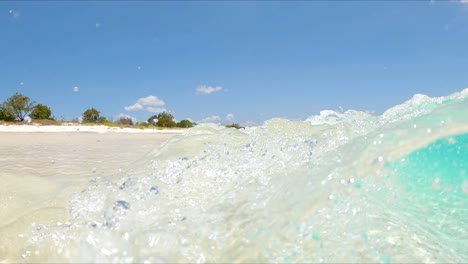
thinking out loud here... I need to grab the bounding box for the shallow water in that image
[0,133,175,262]
[1,90,467,263]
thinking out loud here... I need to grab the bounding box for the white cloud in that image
[199,115,221,123]
[138,95,165,106]
[73,86,79,92]
[225,113,234,122]
[124,104,142,111]
[124,95,166,113]
[196,85,223,94]
[95,22,101,28]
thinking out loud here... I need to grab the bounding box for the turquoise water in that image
[14,89,468,263]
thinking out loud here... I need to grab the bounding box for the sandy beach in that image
[0,124,185,134]
[0,129,180,262]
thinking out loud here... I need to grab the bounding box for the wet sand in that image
[0,132,178,262]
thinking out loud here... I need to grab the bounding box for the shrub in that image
[31,104,53,120]
[0,104,14,121]
[177,119,195,128]
[226,123,244,129]
[147,112,176,127]
[82,108,101,123]
[116,116,134,126]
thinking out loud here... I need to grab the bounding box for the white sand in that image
[0,124,185,134]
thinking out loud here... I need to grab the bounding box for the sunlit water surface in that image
[1,89,467,263]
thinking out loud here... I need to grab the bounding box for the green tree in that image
[2,93,36,121]
[0,104,14,121]
[30,104,53,120]
[98,116,108,124]
[82,108,101,123]
[147,112,176,127]
[177,119,195,128]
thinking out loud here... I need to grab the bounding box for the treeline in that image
[0,93,52,121]
[0,93,196,128]
[82,108,197,128]
[0,93,245,129]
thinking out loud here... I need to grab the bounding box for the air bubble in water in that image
[149,186,159,194]
[113,200,130,210]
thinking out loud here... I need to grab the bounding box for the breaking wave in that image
[9,89,468,263]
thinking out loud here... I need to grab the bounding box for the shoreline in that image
[0,124,186,134]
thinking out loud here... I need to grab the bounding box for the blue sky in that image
[1,1,468,125]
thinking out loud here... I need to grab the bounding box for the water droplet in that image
[328,194,334,200]
[379,133,384,138]
[413,124,417,128]
[427,128,432,133]
[378,156,384,162]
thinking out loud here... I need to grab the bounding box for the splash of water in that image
[11,89,468,263]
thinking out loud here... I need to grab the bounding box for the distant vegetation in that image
[226,123,244,129]
[1,92,244,130]
[147,112,196,128]
[115,116,135,126]
[82,108,108,124]
[31,104,53,120]
[0,93,54,121]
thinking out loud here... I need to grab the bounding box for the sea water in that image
[1,89,467,263]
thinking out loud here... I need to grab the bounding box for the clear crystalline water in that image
[11,89,468,263]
